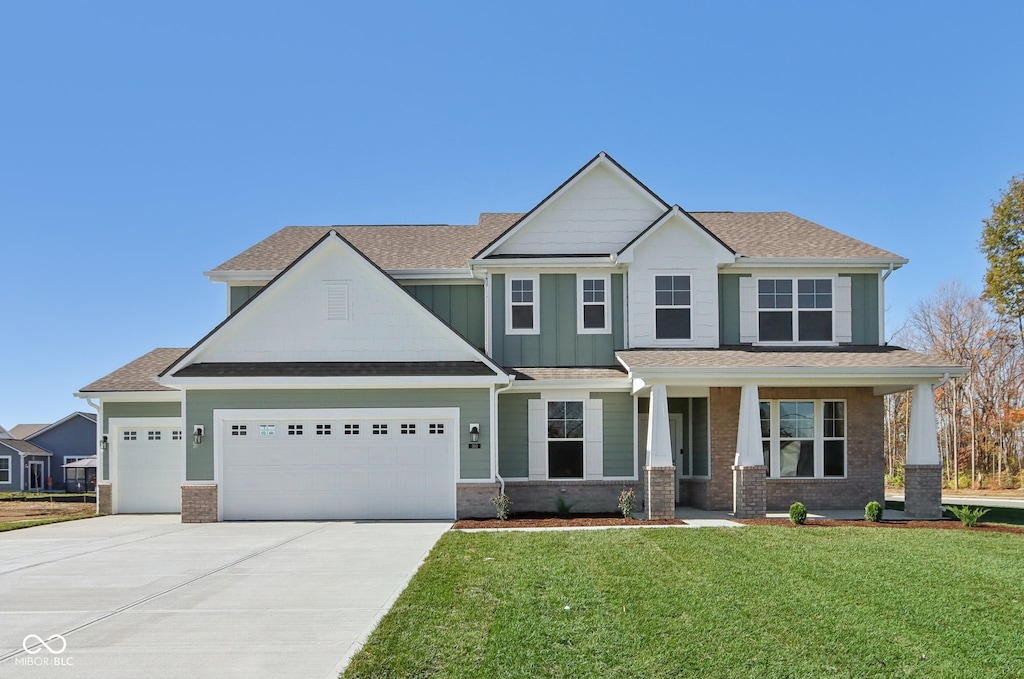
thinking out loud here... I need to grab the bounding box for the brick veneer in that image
[483,480,643,518]
[904,464,943,519]
[733,465,767,518]
[97,482,112,514]
[645,466,675,520]
[456,482,502,518]
[708,387,886,511]
[181,484,218,523]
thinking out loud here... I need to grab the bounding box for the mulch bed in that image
[453,512,685,529]
[736,518,1024,535]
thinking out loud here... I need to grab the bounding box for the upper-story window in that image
[507,275,539,334]
[654,275,692,340]
[578,275,610,334]
[758,278,832,342]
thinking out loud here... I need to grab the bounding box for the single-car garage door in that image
[115,427,184,513]
[219,410,457,520]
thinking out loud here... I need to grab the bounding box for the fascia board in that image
[469,258,621,270]
[506,379,631,392]
[618,207,735,261]
[204,270,279,283]
[74,391,183,402]
[624,366,967,385]
[159,375,506,389]
[389,269,476,280]
[729,257,909,269]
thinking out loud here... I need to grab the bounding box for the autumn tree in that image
[981,175,1024,342]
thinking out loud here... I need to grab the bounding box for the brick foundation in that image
[181,484,218,523]
[481,480,643,518]
[732,465,767,518]
[904,464,943,519]
[97,482,112,514]
[456,482,502,518]
[645,466,675,520]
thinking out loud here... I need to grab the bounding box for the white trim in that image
[652,273,694,344]
[728,257,908,269]
[617,206,735,262]
[471,257,619,269]
[27,460,45,491]
[0,455,10,484]
[162,375,505,389]
[754,276,836,345]
[760,399,847,479]
[544,398,586,481]
[577,274,612,334]
[505,274,540,335]
[75,391,182,403]
[107,416,184,515]
[507,379,630,392]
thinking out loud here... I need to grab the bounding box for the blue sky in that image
[1,1,1022,427]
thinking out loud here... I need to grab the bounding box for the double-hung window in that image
[654,275,692,340]
[759,400,846,478]
[547,400,584,479]
[507,276,538,334]
[758,278,833,342]
[0,456,10,484]
[578,275,610,333]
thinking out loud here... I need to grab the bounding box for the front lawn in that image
[345,527,1024,678]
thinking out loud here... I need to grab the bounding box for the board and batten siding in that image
[491,273,624,366]
[598,391,634,477]
[497,392,538,478]
[100,401,182,480]
[402,284,486,350]
[184,388,491,481]
[718,274,748,345]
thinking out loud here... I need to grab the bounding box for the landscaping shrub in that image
[556,495,575,518]
[946,505,990,527]
[490,493,511,520]
[865,501,883,522]
[617,488,636,519]
[789,502,807,525]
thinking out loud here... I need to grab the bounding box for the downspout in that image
[934,371,951,392]
[492,377,515,495]
[879,263,895,345]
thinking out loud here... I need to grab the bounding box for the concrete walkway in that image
[0,515,450,678]
[887,492,1024,510]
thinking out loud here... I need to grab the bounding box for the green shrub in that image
[865,501,883,522]
[617,487,636,519]
[490,493,511,520]
[946,505,990,527]
[789,502,807,525]
[556,495,575,518]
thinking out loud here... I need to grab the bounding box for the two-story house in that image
[77,153,962,522]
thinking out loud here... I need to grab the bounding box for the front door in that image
[28,461,44,491]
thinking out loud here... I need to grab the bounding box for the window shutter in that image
[739,277,757,343]
[584,398,604,480]
[528,399,547,480]
[834,277,853,343]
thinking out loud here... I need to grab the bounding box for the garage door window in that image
[372,424,388,435]
[259,424,275,437]
[287,424,303,436]
[123,431,137,441]
[231,425,247,436]
[316,424,332,435]
[172,430,182,440]
[400,423,416,434]
[343,424,358,435]
[148,431,161,441]
[429,423,445,434]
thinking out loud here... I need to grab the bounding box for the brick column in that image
[97,482,112,514]
[904,464,943,519]
[732,465,766,518]
[181,484,218,523]
[645,466,676,520]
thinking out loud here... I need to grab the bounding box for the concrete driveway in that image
[0,515,450,678]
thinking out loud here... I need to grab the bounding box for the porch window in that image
[758,278,833,342]
[547,400,584,479]
[578,275,610,333]
[654,275,692,340]
[760,399,846,478]
[0,456,10,484]
[507,276,538,333]
[779,401,815,477]
[759,401,771,476]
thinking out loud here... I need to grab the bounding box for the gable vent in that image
[326,282,350,321]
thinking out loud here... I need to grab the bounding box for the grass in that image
[886,500,1024,526]
[0,491,96,501]
[0,513,97,532]
[344,527,1024,679]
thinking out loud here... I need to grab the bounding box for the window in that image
[578,276,610,333]
[147,431,161,441]
[287,424,303,436]
[372,424,388,435]
[758,278,833,342]
[654,275,692,340]
[63,456,88,482]
[760,399,846,478]
[172,430,182,441]
[123,431,137,441]
[429,423,445,435]
[316,424,332,436]
[400,423,416,435]
[507,276,538,333]
[0,456,10,484]
[343,424,359,435]
[259,424,275,437]
[231,425,247,436]
[547,400,584,479]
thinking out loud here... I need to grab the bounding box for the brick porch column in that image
[904,465,943,519]
[905,382,943,519]
[732,465,766,518]
[732,384,766,518]
[181,484,218,523]
[644,384,676,519]
[97,482,112,514]
[645,466,676,520]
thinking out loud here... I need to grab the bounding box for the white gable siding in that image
[493,164,664,256]
[196,237,482,363]
[628,216,732,348]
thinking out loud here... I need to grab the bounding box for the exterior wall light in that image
[468,423,481,449]
[99,435,109,453]
[193,425,205,445]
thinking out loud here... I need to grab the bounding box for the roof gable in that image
[476,152,669,258]
[164,231,504,379]
[24,412,96,441]
[618,206,736,264]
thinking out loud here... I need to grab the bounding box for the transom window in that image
[654,275,692,340]
[0,456,10,484]
[259,424,275,437]
[547,400,584,479]
[372,424,388,435]
[429,423,445,435]
[231,425,247,436]
[507,276,538,333]
[123,431,137,441]
[287,424,303,436]
[147,431,161,441]
[343,424,359,435]
[759,400,846,478]
[578,276,610,332]
[758,278,833,342]
[316,424,332,436]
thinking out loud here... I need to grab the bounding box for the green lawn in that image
[0,514,97,532]
[344,527,1024,679]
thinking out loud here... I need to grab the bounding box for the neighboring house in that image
[0,413,97,492]
[0,425,11,439]
[76,152,963,522]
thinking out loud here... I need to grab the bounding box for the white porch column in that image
[645,384,673,467]
[905,382,944,519]
[735,383,763,466]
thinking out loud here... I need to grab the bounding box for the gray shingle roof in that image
[79,348,188,392]
[616,346,960,371]
[0,439,51,455]
[9,424,46,439]
[172,361,498,378]
[508,367,628,381]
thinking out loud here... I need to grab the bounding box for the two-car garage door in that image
[219,410,457,521]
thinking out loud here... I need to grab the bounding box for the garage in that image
[218,409,458,520]
[114,425,184,513]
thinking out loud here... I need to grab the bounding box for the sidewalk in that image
[886,493,1024,510]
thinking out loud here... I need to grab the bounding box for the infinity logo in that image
[22,634,67,655]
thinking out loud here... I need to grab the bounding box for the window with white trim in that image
[63,456,88,482]
[578,276,610,333]
[0,456,10,484]
[123,431,137,441]
[147,431,161,441]
[287,424,303,436]
[343,424,359,435]
[172,430,182,441]
[547,400,584,479]
[372,424,388,435]
[654,275,692,340]
[758,278,833,342]
[759,400,846,478]
[316,424,332,436]
[507,276,538,334]
[428,423,445,435]
[400,423,416,435]
[231,425,247,436]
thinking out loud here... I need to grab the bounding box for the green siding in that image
[497,392,538,478]
[595,391,634,477]
[101,401,182,480]
[691,397,710,476]
[184,388,491,481]
[718,274,748,344]
[842,273,880,345]
[229,286,263,313]
[403,284,486,350]
[492,273,623,366]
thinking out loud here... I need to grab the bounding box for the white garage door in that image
[116,427,184,513]
[220,411,457,520]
